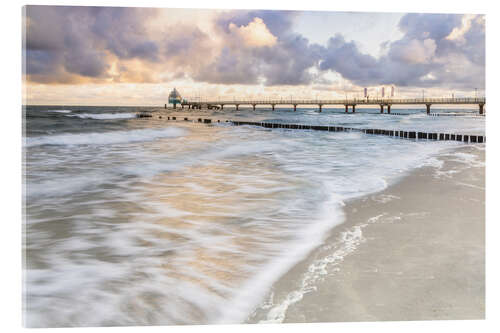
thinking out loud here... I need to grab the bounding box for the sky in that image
[23,6,485,106]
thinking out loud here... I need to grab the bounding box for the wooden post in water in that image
[380,105,384,113]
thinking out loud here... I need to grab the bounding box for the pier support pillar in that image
[479,103,484,115]
[352,105,356,113]
[387,105,391,114]
[294,104,297,111]
[380,105,384,113]
[182,105,184,109]
[164,104,167,109]
[252,104,256,111]
[173,103,177,109]
[345,105,348,113]
[220,105,223,110]
[319,104,322,112]
[236,104,239,111]
[426,104,431,115]
[272,104,275,111]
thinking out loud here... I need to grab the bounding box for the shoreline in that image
[248,144,485,323]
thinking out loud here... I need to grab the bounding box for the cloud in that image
[215,9,297,38]
[194,10,322,86]
[193,46,263,85]
[317,13,485,89]
[389,38,437,64]
[24,6,155,83]
[23,7,484,91]
[24,6,213,84]
[194,11,484,89]
[228,17,277,47]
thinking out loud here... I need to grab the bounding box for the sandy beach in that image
[250,144,485,323]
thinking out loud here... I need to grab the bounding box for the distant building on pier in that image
[169,88,183,108]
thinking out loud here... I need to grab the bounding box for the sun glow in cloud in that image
[228,17,277,47]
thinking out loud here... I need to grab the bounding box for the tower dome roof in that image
[169,88,181,99]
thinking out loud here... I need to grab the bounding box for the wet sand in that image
[249,145,485,323]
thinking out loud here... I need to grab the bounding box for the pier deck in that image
[178,97,485,114]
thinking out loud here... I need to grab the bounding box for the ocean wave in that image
[69,113,136,120]
[24,111,485,326]
[44,110,72,113]
[25,127,186,147]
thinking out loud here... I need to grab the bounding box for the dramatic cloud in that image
[193,10,324,86]
[389,39,437,64]
[24,6,153,83]
[24,6,213,84]
[228,17,277,47]
[318,13,485,89]
[24,7,485,91]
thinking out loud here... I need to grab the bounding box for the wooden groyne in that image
[138,115,485,143]
[230,121,485,143]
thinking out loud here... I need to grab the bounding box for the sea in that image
[23,105,485,327]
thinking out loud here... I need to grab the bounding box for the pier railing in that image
[184,97,485,105]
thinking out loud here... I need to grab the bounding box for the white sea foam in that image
[258,214,385,324]
[69,113,136,120]
[24,108,485,327]
[215,192,346,324]
[25,127,186,147]
[44,109,72,113]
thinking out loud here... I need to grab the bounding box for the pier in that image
[181,97,486,115]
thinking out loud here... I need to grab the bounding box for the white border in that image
[2,0,498,332]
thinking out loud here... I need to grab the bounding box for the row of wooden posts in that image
[151,116,486,143]
[230,121,485,143]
